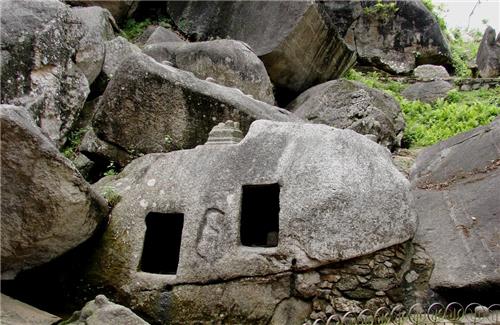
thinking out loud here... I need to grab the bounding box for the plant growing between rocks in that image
[62,127,89,160]
[363,0,399,23]
[101,186,121,207]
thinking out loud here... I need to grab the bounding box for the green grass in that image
[346,70,500,148]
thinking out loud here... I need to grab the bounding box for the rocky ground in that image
[1,1,499,324]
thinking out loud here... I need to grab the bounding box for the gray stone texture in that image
[414,64,450,80]
[144,26,184,46]
[204,120,243,146]
[166,1,356,93]
[64,1,138,23]
[71,6,116,84]
[143,40,275,104]
[101,36,141,81]
[0,0,89,146]
[63,295,149,325]
[86,120,414,322]
[0,294,61,325]
[477,26,500,78]
[411,118,500,289]
[288,79,405,150]
[401,80,454,103]
[321,1,452,74]
[90,52,300,163]
[0,105,109,280]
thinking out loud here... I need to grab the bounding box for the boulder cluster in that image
[0,1,498,324]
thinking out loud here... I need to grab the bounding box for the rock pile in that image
[0,0,498,324]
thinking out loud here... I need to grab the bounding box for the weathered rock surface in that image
[0,0,89,146]
[79,128,133,169]
[143,26,184,46]
[411,118,500,290]
[90,52,300,163]
[166,1,356,93]
[86,120,413,322]
[143,40,275,104]
[287,79,405,149]
[0,294,61,325]
[64,1,138,23]
[71,6,115,84]
[477,26,500,78]
[401,80,454,103]
[63,295,149,325]
[0,105,109,280]
[321,1,452,74]
[101,36,141,81]
[414,64,450,80]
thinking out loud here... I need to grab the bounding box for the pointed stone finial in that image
[204,120,243,145]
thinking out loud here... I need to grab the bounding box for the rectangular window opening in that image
[140,212,184,274]
[240,183,280,247]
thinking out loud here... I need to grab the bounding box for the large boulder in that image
[0,0,89,146]
[287,79,405,149]
[100,36,141,82]
[476,26,500,78]
[64,295,149,325]
[86,120,414,322]
[71,6,116,85]
[321,1,452,74]
[0,105,109,280]
[143,40,275,104]
[411,118,500,293]
[0,294,60,325]
[143,26,184,46]
[413,64,450,80]
[401,80,454,103]
[89,52,300,164]
[166,1,356,94]
[92,36,142,94]
[64,1,138,24]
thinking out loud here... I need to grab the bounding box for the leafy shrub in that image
[363,0,399,23]
[62,127,89,160]
[400,90,499,147]
[449,28,482,77]
[345,70,500,148]
[422,0,447,31]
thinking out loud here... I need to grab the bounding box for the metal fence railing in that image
[306,302,500,325]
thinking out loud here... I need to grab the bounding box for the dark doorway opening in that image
[240,183,280,247]
[140,212,184,274]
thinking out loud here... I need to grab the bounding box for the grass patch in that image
[346,70,500,148]
[101,186,121,207]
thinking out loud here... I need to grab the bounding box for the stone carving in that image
[204,120,244,146]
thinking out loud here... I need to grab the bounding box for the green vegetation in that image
[449,28,482,77]
[400,89,499,147]
[363,0,399,23]
[103,162,118,177]
[422,0,447,31]
[346,70,500,148]
[421,0,483,77]
[102,186,121,207]
[121,18,172,41]
[62,127,88,160]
